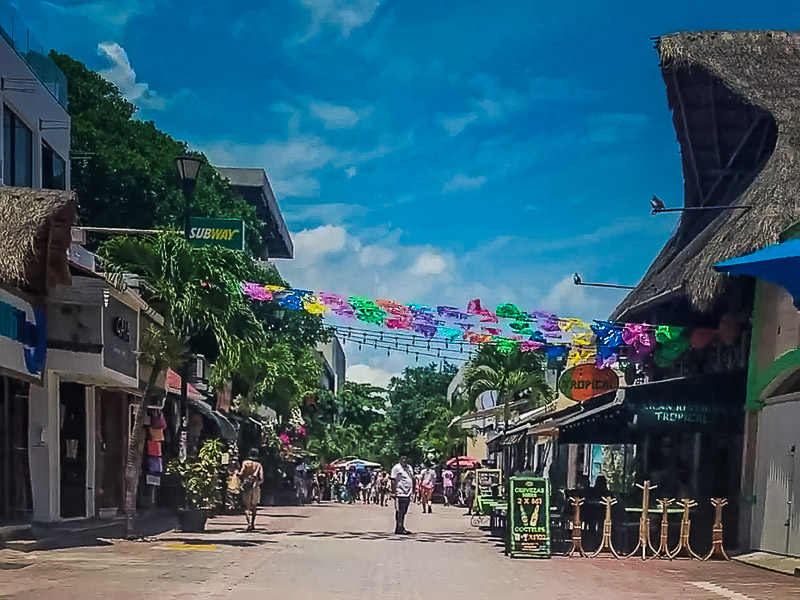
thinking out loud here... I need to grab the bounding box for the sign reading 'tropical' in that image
[558,364,619,402]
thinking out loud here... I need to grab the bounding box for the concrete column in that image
[28,371,60,522]
[85,386,96,518]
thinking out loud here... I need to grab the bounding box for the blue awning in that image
[714,238,800,308]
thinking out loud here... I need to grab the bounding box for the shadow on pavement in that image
[258,529,497,546]
[162,536,278,548]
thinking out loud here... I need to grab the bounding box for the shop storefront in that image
[0,286,47,525]
[28,276,143,521]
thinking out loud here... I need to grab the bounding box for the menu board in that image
[476,469,502,498]
[508,476,550,558]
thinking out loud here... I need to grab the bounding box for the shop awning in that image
[715,239,800,308]
[501,433,524,446]
[557,372,746,445]
[213,410,238,442]
[166,369,204,401]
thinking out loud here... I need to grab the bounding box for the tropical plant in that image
[50,51,264,253]
[384,363,460,464]
[167,438,225,509]
[101,232,264,534]
[464,346,552,441]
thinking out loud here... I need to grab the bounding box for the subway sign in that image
[188,217,244,251]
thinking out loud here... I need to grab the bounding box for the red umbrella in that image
[446,456,482,469]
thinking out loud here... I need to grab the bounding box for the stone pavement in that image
[1,502,799,599]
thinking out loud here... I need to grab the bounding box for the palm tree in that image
[102,232,264,535]
[464,346,552,447]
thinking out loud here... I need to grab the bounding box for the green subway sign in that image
[188,217,244,251]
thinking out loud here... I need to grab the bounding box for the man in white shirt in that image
[390,455,414,534]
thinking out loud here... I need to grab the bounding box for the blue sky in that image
[19,0,800,385]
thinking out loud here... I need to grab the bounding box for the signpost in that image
[508,476,551,558]
[188,217,245,251]
[558,364,619,402]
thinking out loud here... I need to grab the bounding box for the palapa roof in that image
[613,31,800,321]
[0,186,77,292]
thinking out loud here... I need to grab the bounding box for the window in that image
[42,142,66,190]
[2,106,33,187]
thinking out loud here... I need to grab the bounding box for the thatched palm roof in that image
[0,187,77,292]
[612,31,800,321]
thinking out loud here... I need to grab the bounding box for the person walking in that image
[442,466,454,507]
[419,463,436,514]
[390,455,414,534]
[347,467,359,504]
[464,471,476,516]
[378,470,390,506]
[238,449,264,532]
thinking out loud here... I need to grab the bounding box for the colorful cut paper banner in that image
[241,283,738,369]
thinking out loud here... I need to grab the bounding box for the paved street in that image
[2,503,799,599]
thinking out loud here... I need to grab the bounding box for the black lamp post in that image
[573,272,635,290]
[176,156,203,239]
[649,195,752,216]
[175,155,203,460]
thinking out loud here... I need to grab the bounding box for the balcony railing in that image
[0,3,67,109]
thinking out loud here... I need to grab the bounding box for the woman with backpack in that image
[238,449,264,532]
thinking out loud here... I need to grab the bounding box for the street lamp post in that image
[175,156,203,460]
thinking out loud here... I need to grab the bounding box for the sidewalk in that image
[735,551,800,577]
[2,509,178,551]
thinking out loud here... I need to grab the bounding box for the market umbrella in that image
[346,458,381,469]
[446,456,482,469]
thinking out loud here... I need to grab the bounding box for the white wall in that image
[0,35,70,189]
[751,395,800,555]
[27,371,59,522]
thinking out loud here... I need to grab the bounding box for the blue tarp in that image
[714,238,800,307]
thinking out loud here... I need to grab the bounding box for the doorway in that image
[60,382,87,519]
[0,377,32,523]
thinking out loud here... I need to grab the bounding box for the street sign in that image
[188,217,245,251]
[558,364,619,402]
[508,476,550,558]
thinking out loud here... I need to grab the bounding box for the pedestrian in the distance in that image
[420,463,436,514]
[464,471,476,516]
[238,448,264,532]
[442,466,454,506]
[390,455,414,534]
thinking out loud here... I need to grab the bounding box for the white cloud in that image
[443,173,487,193]
[292,225,349,267]
[408,252,448,276]
[296,0,381,41]
[345,166,358,178]
[439,113,479,136]
[309,101,374,129]
[199,134,393,199]
[46,0,151,30]
[347,364,397,389]
[358,244,396,267]
[97,42,187,111]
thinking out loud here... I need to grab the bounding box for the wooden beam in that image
[700,113,765,206]
[754,117,773,164]
[671,69,705,206]
[708,80,722,169]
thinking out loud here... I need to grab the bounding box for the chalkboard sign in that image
[508,476,550,558]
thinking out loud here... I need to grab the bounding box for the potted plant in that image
[167,438,224,532]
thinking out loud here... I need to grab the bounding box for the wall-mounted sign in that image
[558,364,619,402]
[188,217,245,251]
[103,296,138,379]
[508,476,551,558]
[0,288,46,375]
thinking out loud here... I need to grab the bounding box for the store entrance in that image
[0,377,32,524]
[60,382,87,519]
